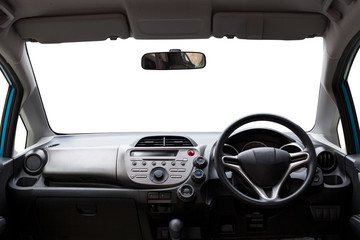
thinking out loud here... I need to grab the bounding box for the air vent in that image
[165,136,194,147]
[136,137,164,147]
[136,136,194,147]
[24,149,47,175]
[317,151,336,173]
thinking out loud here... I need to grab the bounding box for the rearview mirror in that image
[142,50,206,70]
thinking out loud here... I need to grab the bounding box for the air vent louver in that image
[136,136,194,147]
[136,137,164,147]
[317,151,336,173]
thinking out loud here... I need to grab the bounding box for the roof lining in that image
[14,12,329,43]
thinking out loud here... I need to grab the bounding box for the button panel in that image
[135,175,147,178]
[131,168,148,172]
[148,191,172,203]
[170,175,182,178]
[126,147,200,186]
[169,168,186,172]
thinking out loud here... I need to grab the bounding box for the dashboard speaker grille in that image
[24,149,47,175]
[317,151,336,173]
[136,136,194,147]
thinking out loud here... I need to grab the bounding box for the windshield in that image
[27,38,323,133]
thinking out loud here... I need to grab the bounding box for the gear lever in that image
[169,218,184,240]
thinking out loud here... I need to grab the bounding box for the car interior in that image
[1,0,360,239]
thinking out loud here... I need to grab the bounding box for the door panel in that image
[0,61,11,238]
[345,154,360,238]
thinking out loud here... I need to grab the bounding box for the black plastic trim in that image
[332,31,360,154]
[0,216,6,236]
[0,55,24,157]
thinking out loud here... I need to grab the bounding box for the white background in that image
[28,37,323,133]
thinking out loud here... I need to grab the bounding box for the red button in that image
[187,150,195,156]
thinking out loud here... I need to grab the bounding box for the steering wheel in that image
[214,114,316,207]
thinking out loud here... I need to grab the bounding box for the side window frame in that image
[0,55,23,157]
[333,31,360,154]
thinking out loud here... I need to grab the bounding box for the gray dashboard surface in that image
[40,132,221,187]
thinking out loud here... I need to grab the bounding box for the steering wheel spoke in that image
[222,155,238,165]
[222,155,270,200]
[289,151,310,170]
[259,153,309,202]
[223,154,298,203]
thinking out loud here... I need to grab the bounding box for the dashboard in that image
[10,129,349,198]
[15,130,305,189]
[23,136,206,189]
[7,129,352,239]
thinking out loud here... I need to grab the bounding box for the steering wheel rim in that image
[214,114,316,208]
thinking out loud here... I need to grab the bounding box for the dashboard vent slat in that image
[136,136,194,147]
[317,151,336,173]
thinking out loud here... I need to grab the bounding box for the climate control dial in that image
[177,184,196,202]
[192,169,205,183]
[193,156,207,169]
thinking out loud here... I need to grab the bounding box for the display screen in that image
[130,150,178,157]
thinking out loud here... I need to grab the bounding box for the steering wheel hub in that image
[238,147,290,187]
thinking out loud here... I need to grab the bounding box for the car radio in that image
[125,148,201,186]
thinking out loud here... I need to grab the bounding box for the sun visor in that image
[15,14,130,43]
[213,13,328,40]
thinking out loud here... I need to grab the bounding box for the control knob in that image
[193,156,207,169]
[150,167,168,183]
[192,169,206,183]
[154,169,164,180]
[177,184,195,202]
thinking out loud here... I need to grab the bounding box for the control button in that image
[148,192,159,200]
[192,169,205,183]
[142,161,147,166]
[159,192,171,200]
[170,175,182,178]
[132,161,137,166]
[131,168,140,172]
[169,168,178,172]
[193,156,208,169]
[178,168,186,172]
[177,184,195,202]
[194,170,203,177]
[161,161,166,166]
[171,161,176,166]
[130,174,135,179]
[152,161,156,166]
[139,168,148,172]
[135,175,147,178]
[187,150,195,157]
[181,162,186,166]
